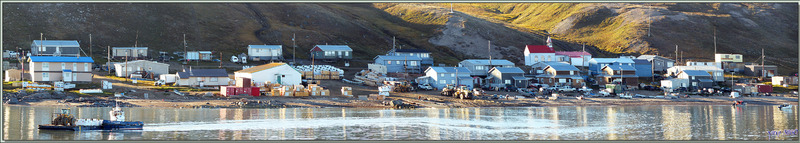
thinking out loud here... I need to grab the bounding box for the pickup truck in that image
[417,83,434,91]
[598,90,611,97]
[618,93,633,99]
[577,86,593,92]
[557,86,576,92]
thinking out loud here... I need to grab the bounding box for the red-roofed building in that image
[524,45,556,66]
[555,51,592,67]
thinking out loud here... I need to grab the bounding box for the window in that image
[504,80,511,84]
[725,55,730,58]
[569,71,574,75]
[42,63,49,70]
[476,66,484,70]
[735,55,740,59]
[410,61,417,66]
[387,61,391,65]
[42,73,49,80]
[344,51,349,57]
[72,63,77,70]
[451,80,455,84]
[440,73,445,77]
[440,80,446,84]
[61,63,66,70]
[84,63,89,71]
[533,56,538,62]
[410,53,414,56]
[324,51,335,56]
[210,77,218,82]
[451,73,455,77]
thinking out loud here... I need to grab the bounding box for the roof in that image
[460,59,515,66]
[590,58,635,64]
[537,74,582,79]
[545,64,580,71]
[248,45,282,50]
[602,65,636,71]
[512,76,531,80]
[745,65,778,68]
[198,51,212,54]
[671,66,723,71]
[114,60,169,66]
[375,55,422,61]
[235,63,291,74]
[426,67,471,73]
[393,49,429,53]
[112,47,148,50]
[314,45,352,51]
[680,70,711,76]
[632,59,650,64]
[555,51,590,58]
[698,79,715,82]
[177,69,228,78]
[637,55,676,62]
[490,67,525,73]
[31,40,80,47]
[525,45,554,53]
[29,56,94,63]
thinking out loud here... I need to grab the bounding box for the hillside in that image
[2,3,797,74]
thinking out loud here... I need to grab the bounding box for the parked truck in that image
[155,74,177,86]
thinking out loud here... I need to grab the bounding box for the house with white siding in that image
[554,51,591,67]
[175,68,230,87]
[423,67,472,90]
[523,45,556,66]
[248,45,282,61]
[28,56,94,82]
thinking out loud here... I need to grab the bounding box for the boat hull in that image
[38,120,144,131]
[38,125,102,131]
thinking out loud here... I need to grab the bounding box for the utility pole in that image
[125,51,129,82]
[450,3,453,13]
[488,40,492,67]
[311,52,315,81]
[292,33,296,64]
[183,34,187,62]
[675,45,678,66]
[713,29,717,55]
[89,34,92,59]
[107,46,110,75]
[762,48,765,78]
[39,33,43,53]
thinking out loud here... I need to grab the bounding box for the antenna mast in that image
[488,40,492,67]
[292,33,296,64]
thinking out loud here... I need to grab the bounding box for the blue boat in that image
[38,105,144,131]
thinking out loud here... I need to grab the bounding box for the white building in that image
[234,62,301,86]
[686,61,721,69]
[715,53,743,63]
[247,45,282,61]
[666,66,724,82]
[113,60,169,77]
[523,45,555,66]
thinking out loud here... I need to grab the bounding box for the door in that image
[42,73,49,81]
[276,74,282,85]
[72,73,77,81]
[63,71,72,82]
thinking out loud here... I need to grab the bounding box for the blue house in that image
[373,55,423,73]
[387,48,433,69]
[423,67,472,90]
[588,58,634,75]
[632,59,653,77]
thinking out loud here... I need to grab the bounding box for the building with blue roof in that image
[632,59,653,77]
[387,48,434,69]
[588,58,635,75]
[677,70,714,89]
[30,40,81,57]
[373,55,423,73]
[28,56,94,82]
[423,67,473,89]
[458,59,515,76]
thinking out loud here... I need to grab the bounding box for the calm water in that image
[2,105,798,140]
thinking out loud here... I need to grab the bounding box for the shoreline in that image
[4,95,797,109]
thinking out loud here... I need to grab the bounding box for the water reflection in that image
[2,106,797,140]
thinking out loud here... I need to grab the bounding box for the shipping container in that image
[757,84,773,93]
[236,77,251,87]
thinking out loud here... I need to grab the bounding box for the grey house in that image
[677,70,714,89]
[387,48,433,69]
[31,40,81,57]
[310,45,352,60]
[486,67,527,88]
[373,55,423,73]
[637,55,675,74]
[458,59,515,76]
[423,67,473,90]
[112,47,148,59]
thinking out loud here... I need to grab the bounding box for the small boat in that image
[778,104,793,110]
[732,101,746,107]
[39,105,143,131]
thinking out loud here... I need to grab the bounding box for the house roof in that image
[374,55,422,61]
[32,40,80,47]
[426,67,471,73]
[555,51,590,58]
[393,49,429,53]
[248,45,282,50]
[314,45,352,51]
[590,58,635,64]
[525,45,554,53]
[177,69,228,78]
[235,63,290,74]
[680,70,711,76]
[112,47,148,50]
[544,64,580,71]
[537,75,583,79]
[460,59,515,66]
[638,55,676,62]
[632,59,650,64]
[698,79,714,82]
[29,56,94,63]
[670,66,723,71]
[114,60,169,66]
[602,65,636,71]
[198,51,212,54]
[490,67,525,73]
[512,76,531,80]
